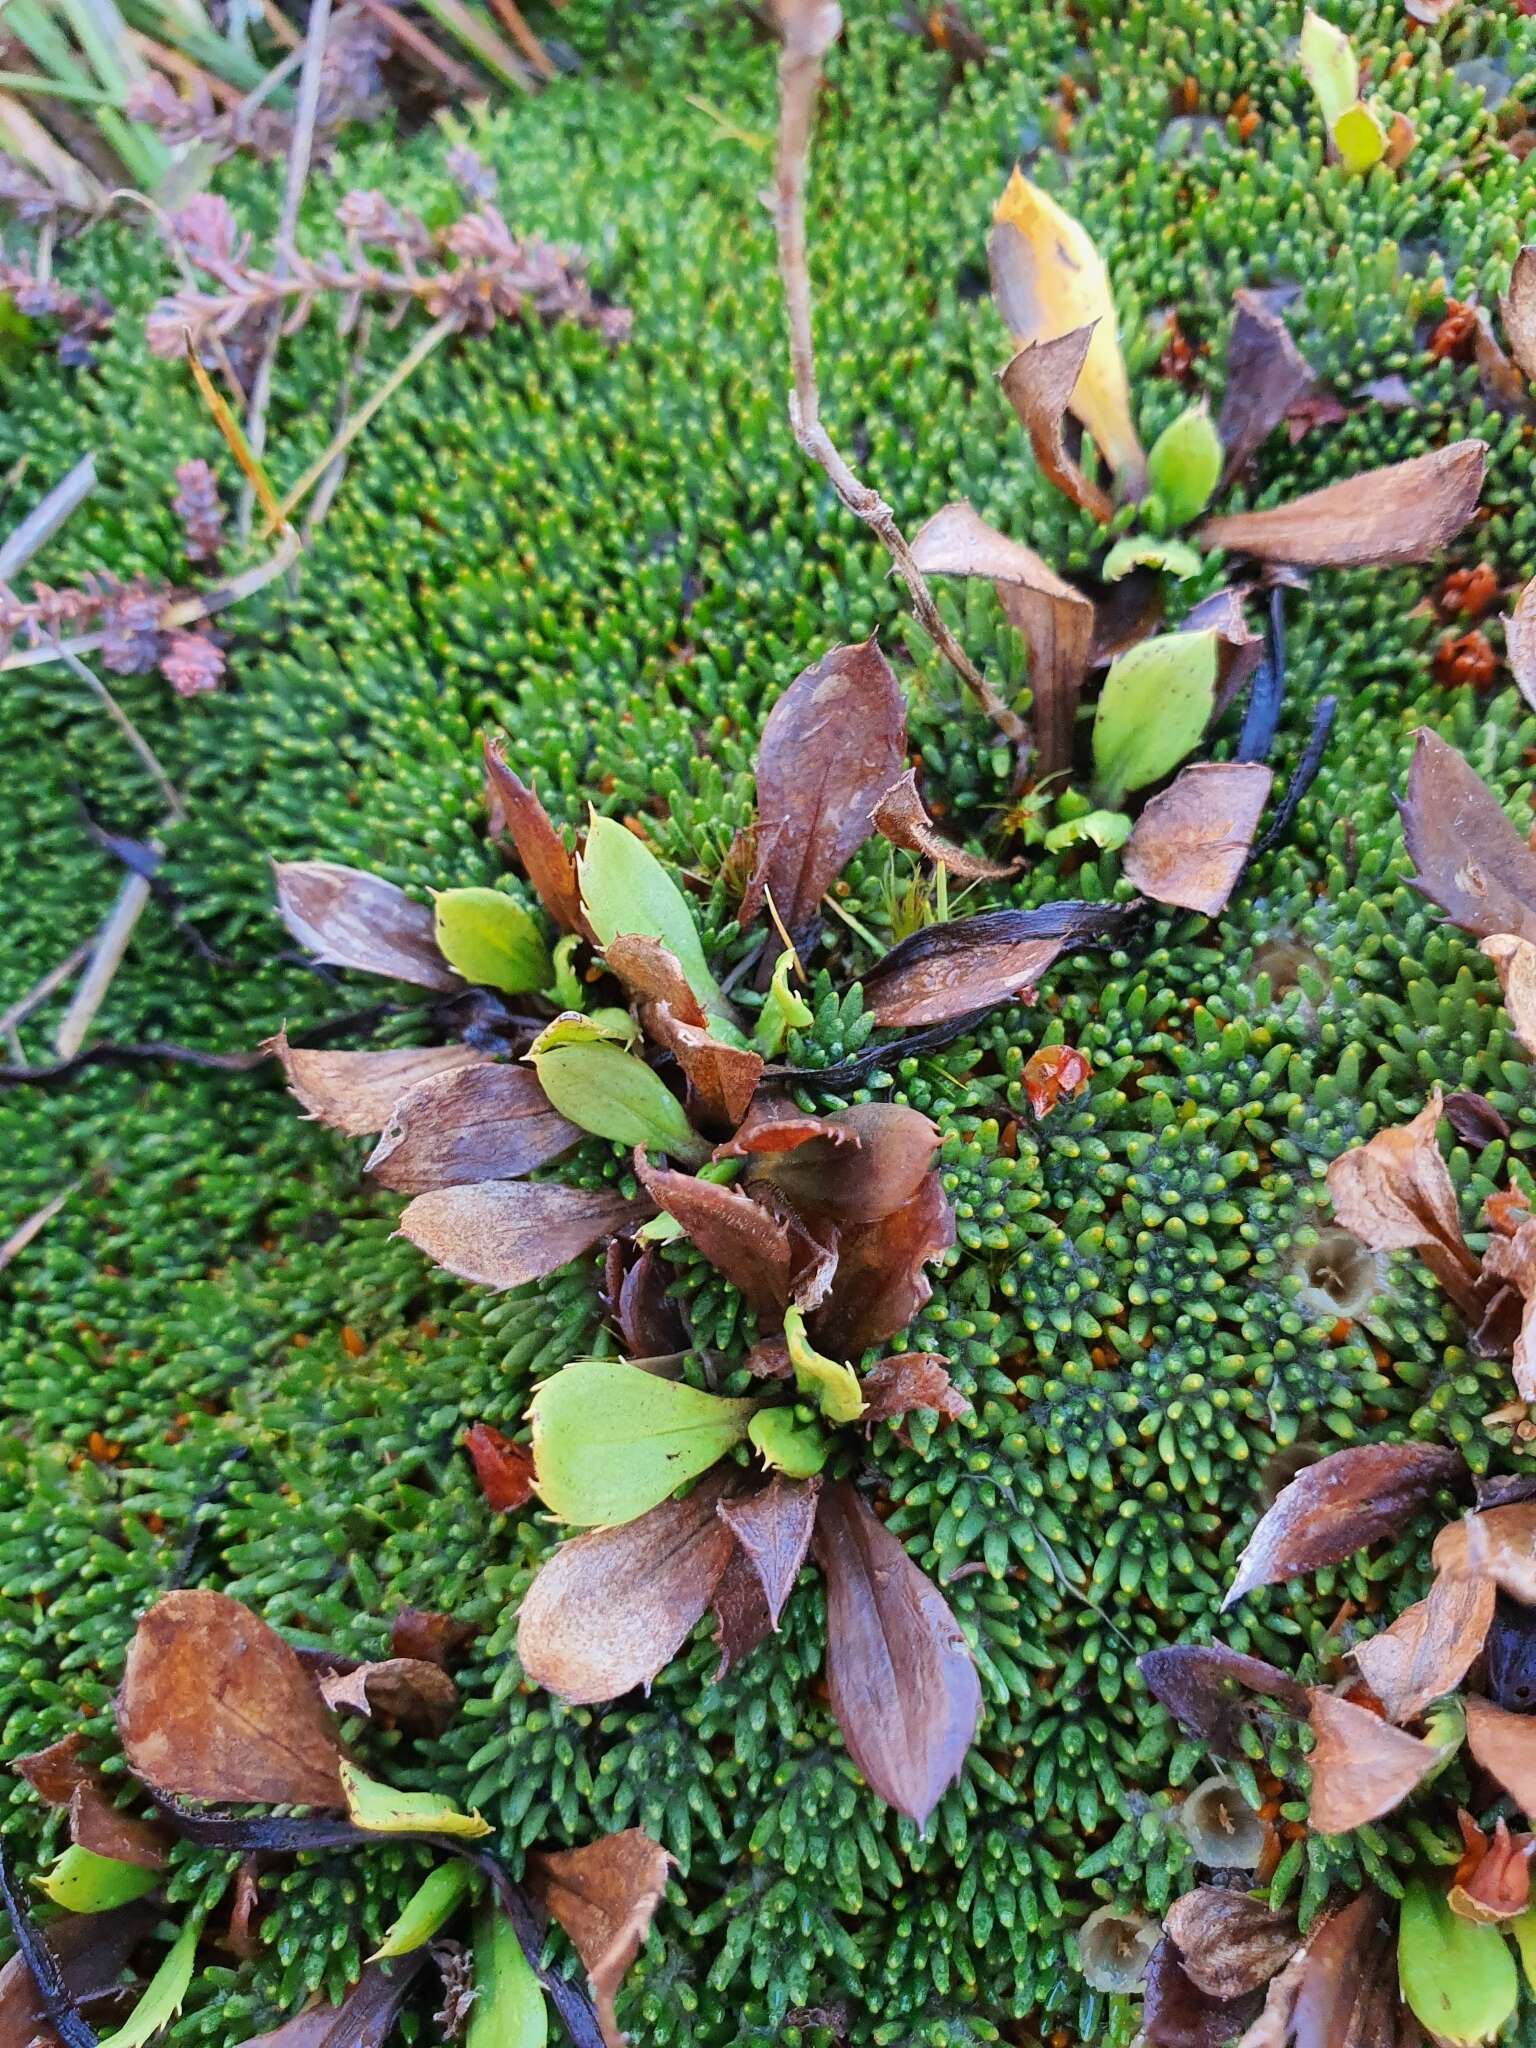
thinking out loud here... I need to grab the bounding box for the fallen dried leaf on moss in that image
[1326,1090,1485,1319]
[273,861,461,991]
[1199,440,1486,567]
[870,769,1020,881]
[527,1830,670,2048]
[1306,1690,1439,1833]
[1162,1888,1298,2001]
[265,1035,485,1137]
[1481,934,1536,1058]
[1121,761,1273,916]
[316,1660,458,1737]
[1349,1570,1495,1723]
[1138,1642,1307,1753]
[996,326,1115,523]
[860,901,1133,1027]
[1217,291,1315,489]
[397,1182,648,1291]
[1401,729,1536,945]
[364,1061,579,1192]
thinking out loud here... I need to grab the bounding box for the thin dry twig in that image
[484,0,557,78]
[54,868,156,1060]
[50,640,185,818]
[0,1183,79,1274]
[771,0,1024,746]
[0,936,96,1056]
[0,455,97,584]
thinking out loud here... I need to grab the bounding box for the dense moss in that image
[4,0,1536,2039]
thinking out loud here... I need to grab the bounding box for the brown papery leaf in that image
[643,1004,763,1133]
[1144,1936,1264,2048]
[1138,1642,1308,1754]
[1163,1888,1299,2001]
[234,1957,427,2048]
[1182,586,1264,714]
[1449,1814,1534,1923]
[272,861,461,992]
[516,1468,739,1704]
[1350,1569,1495,1723]
[604,935,704,1026]
[811,1169,955,1356]
[1481,934,1536,1059]
[265,1033,485,1137]
[117,1588,346,1808]
[15,1733,170,1870]
[463,1421,536,1510]
[813,1482,981,1828]
[859,1353,969,1425]
[605,1241,687,1359]
[996,327,1116,523]
[910,501,1094,779]
[710,1547,774,1679]
[316,1659,458,1736]
[397,1181,648,1291]
[1506,578,1536,714]
[747,637,907,938]
[1326,1089,1485,1319]
[1217,290,1316,489]
[1198,439,1486,567]
[870,769,1020,881]
[1480,1215,1536,1400]
[1466,1695,1536,1816]
[1306,1690,1439,1834]
[718,1476,820,1628]
[1434,1503,1536,1603]
[364,1062,580,1193]
[1122,762,1274,917]
[1221,1441,1463,1611]
[632,1156,793,1318]
[860,901,1134,1028]
[1233,1891,1399,2048]
[1501,246,1536,384]
[389,1607,476,1668]
[739,1102,939,1227]
[527,1830,671,2048]
[1402,728,1536,944]
[0,1904,159,2044]
[1444,1089,1511,1152]
[483,736,589,937]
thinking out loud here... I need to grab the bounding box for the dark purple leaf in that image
[1400,727,1536,944]
[604,1241,686,1358]
[273,861,461,991]
[631,1156,794,1318]
[397,1182,649,1291]
[1143,1935,1264,2048]
[1218,289,1316,488]
[811,1170,954,1356]
[1444,1090,1510,1152]
[363,1061,579,1192]
[710,1546,774,1678]
[1137,1642,1308,1752]
[1484,1594,1536,1713]
[860,902,1136,1028]
[733,1102,940,1227]
[718,1476,820,1627]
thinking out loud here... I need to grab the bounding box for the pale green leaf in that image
[749,1405,830,1477]
[1146,406,1222,527]
[433,888,552,995]
[532,1042,710,1165]
[527,1009,638,1055]
[370,1861,477,1959]
[1101,535,1204,583]
[1042,808,1132,855]
[1091,630,1218,808]
[577,815,723,1015]
[783,1307,865,1424]
[342,1762,490,1839]
[467,1903,547,2048]
[545,932,585,1011]
[1511,1905,1536,1992]
[1299,8,1358,132]
[35,1846,158,1914]
[1398,1879,1517,2046]
[97,1914,201,2048]
[1333,100,1385,172]
[529,1358,756,1526]
[753,948,814,1057]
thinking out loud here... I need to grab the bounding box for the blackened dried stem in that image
[0,1844,99,2048]
[771,1,1024,746]
[1251,693,1336,861]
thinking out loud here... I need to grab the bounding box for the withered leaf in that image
[632,1156,793,1319]
[1466,1695,1536,1816]
[363,1061,579,1193]
[527,1830,671,2048]
[1218,290,1316,489]
[117,1589,346,1808]
[1326,1089,1485,1319]
[1138,1642,1308,1754]
[516,1468,739,1704]
[226,1857,262,1962]
[1444,1088,1510,1151]
[996,327,1116,523]
[860,901,1135,1028]
[463,1421,536,1510]
[1221,1440,1463,1610]
[1479,1215,1536,1399]
[811,1481,981,1828]
[603,933,706,1025]
[1234,1891,1400,2048]
[604,1241,686,1359]
[265,1034,486,1137]
[718,1475,820,1628]
[316,1659,458,1736]
[1144,1936,1264,2048]
[482,736,589,937]
[1481,934,1536,1059]
[1306,1689,1439,1834]
[811,1169,954,1357]
[1163,1888,1299,2001]
[870,769,1020,881]
[643,1003,763,1133]
[1448,1813,1534,1923]
[858,1352,969,1425]
[910,500,1095,779]
[748,638,907,938]
[710,1545,774,1679]
[1501,246,1536,384]
[397,1181,648,1291]
[1349,1569,1495,1723]
[388,1607,476,1668]
[14,1733,170,1870]
[1433,1503,1536,1604]
[736,1101,940,1227]
[0,1899,157,2046]
[1122,761,1274,916]
[1198,440,1486,567]
[234,1956,427,2048]
[273,861,461,992]
[1506,578,1536,715]
[1401,728,1536,945]
[1183,586,1264,716]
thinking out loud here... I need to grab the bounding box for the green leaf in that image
[341,1762,491,1839]
[528,1359,757,1526]
[1091,630,1218,808]
[1145,407,1222,528]
[1333,100,1386,172]
[783,1307,865,1424]
[467,1901,547,2048]
[1398,1879,1517,2046]
[1043,808,1131,855]
[527,1008,638,1055]
[749,1404,830,1477]
[433,888,552,994]
[544,932,585,1011]
[532,1042,710,1164]
[370,1861,477,1959]
[753,948,814,1057]
[1299,7,1358,131]
[578,815,725,1017]
[96,1913,201,2048]
[34,1845,158,1914]
[1510,1906,1536,1992]
[1100,535,1203,582]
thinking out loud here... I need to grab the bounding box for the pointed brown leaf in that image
[748,638,907,937]
[265,1033,486,1137]
[710,1545,774,1678]
[1402,728,1536,944]
[363,1061,579,1192]
[996,327,1116,523]
[910,501,1094,778]
[603,934,705,1027]
[718,1476,819,1627]
[1467,1695,1536,1815]
[1233,1892,1400,2048]
[1122,762,1274,916]
[643,1004,763,1132]
[1182,587,1264,714]
[1163,1888,1299,2001]
[1501,246,1536,383]
[397,1182,648,1291]
[517,1468,740,1704]
[273,861,461,991]
[740,1102,939,1227]
[1199,440,1486,567]
[388,1608,476,1667]
[1144,1936,1264,2048]
[1306,1690,1439,1833]
[870,769,1020,881]
[1435,1504,1536,1603]
[632,1155,792,1318]
[1218,291,1316,488]
[1444,1088,1510,1151]
[812,1169,954,1356]
[316,1658,457,1736]
[116,1588,346,1808]
[1481,1214,1536,1400]
[483,736,589,937]
[1222,1441,1463,1610]
[234,1958,427,2048]
[14,1733,169,1870]
[1138,1642,1307,1754]
[1326,1089,1485,1319]
[714,1099,858,1159]
[604,1242,686,1359]
[1507,578,1536,714]
[860,901,1134,1027]
[463,1420,536,1509]
[527,1830,671,2048]
[1481,934,1536,1059]
[859,1352,969,1425]
[812,1482,981,1827]
[1350,1569,1495,1723]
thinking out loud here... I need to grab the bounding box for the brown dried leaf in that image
[364,1062,579,1192]
[0,1904,159,2045]
[1306,1690,1439,1833]
[516,1468,739,1704]
[234,1959,426,2048]
[527,1830,671,2048]
[1233,1891,1402,2048]
[1473,305,1529,411]
[812,1482,981,1827]
[740,1102,939,1227]
[1138,1642,1308,1754]
[860,901,1134,1028]
[1182,586,1264,714]
[1434,1504,1536,1603]
[1401,728,1536,944]
[1481,934,1536,1058]
[1222,1441,1463,1610]
[1144,1936,1265,2048]
[870,769,1020,881]
[1501,246,1536,384]
[397,1181,648,1291]
[1507,578,1536,714]
[602,934,704,1026]
[710,1546,774,1679]
[1349,1570,1495,1722]
[1326,1089,1485,1319]
[1448,1814,1534,1922]
[463,1421,536,1510]
[388,1608,476,1668]
[1466,1694,1536,1816]
[604,1241,686,1359]
[631,1156,793,1318]
[996,327,1116,523]
[1479,1215,1536,1400]
[1198,440,1487,567]
[1444,1089,1510,1151]
[226,1857,262,1961]
[748,638,907,938]
[1163,1889,1299,2001]
[910,501,1094,778]
[14,1733,169,1870]
[273,861,461,991]
[1122,762,1274,916]
[718,1475,820,1628]
[811,1169,954,1356]
[483,736,589,937]
[265,1034,486,1137]
[643,1003,763,1132]
[1218,290,1316,489]
[858,1352,969,1425]
[117,1588,346,1808]
[316,1659,458,1736]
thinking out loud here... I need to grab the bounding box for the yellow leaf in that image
[1333,102,1386,173]
[989,169,1145,491]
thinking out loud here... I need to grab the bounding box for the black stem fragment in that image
[471,1852,607,2048]
[0,1843,100,2048]
[1251,693,1337,861]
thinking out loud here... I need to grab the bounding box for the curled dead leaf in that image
[860,900,1135,1028]
[718,1475,819,1628]
[273,860,461,992]
[527,1829,671,2048]
[1326,1090,1485,1319]
[858,1352,969,1426]
[1198,439,1486,568]
[265,1034,486,1137]
[1162,1888,1299,2001]
[997,326,1116,523]
[364,1061,580,1192]
[1121,761,1274,916]
[1138,1642,1308,1754]
[1217,290,1316,490]
[632,1156,797,1319]
[870,769,1020,881]
[643,1004,763,1132]
[397,1181,649,1291]
[1480,1216,1536,1401]
[810,1168,954,1356]
[1401,728,1536,945]
[735,1101,939,1228]
[1449,1814,1534,1923]
[14,1733,170,1869]
[463,1420,536,1510]
[1349,1569,1495,1723]
[1232,1891,1398,2048]
[316,1659,458,1736]
[1306,1689,1439,1834]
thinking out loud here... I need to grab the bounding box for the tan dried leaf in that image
[265,1034,486,1137]
[527,1830,672,2048]
[1434,1503,1536,1604]
[1481,934,1536,1059]
[870,769,1019,881]
[1121,761,1274,916]
[397,1181,648,1291]
[1401,728,1536,945]
[1480,1215,1536,1401]
[1198,439,1486,567]
[1306,1689,1439,1834]
[997,327,1116,523]
[364,1061,580,1192]
[1501,246,1536,383]
[316,1658,458,1736]
[1325,1089,1484,1318]
[273,860,461,991]
[1349,1569,1495,1723]
[1466,1695,1536,1816]
[1162,1887,1299,2000]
